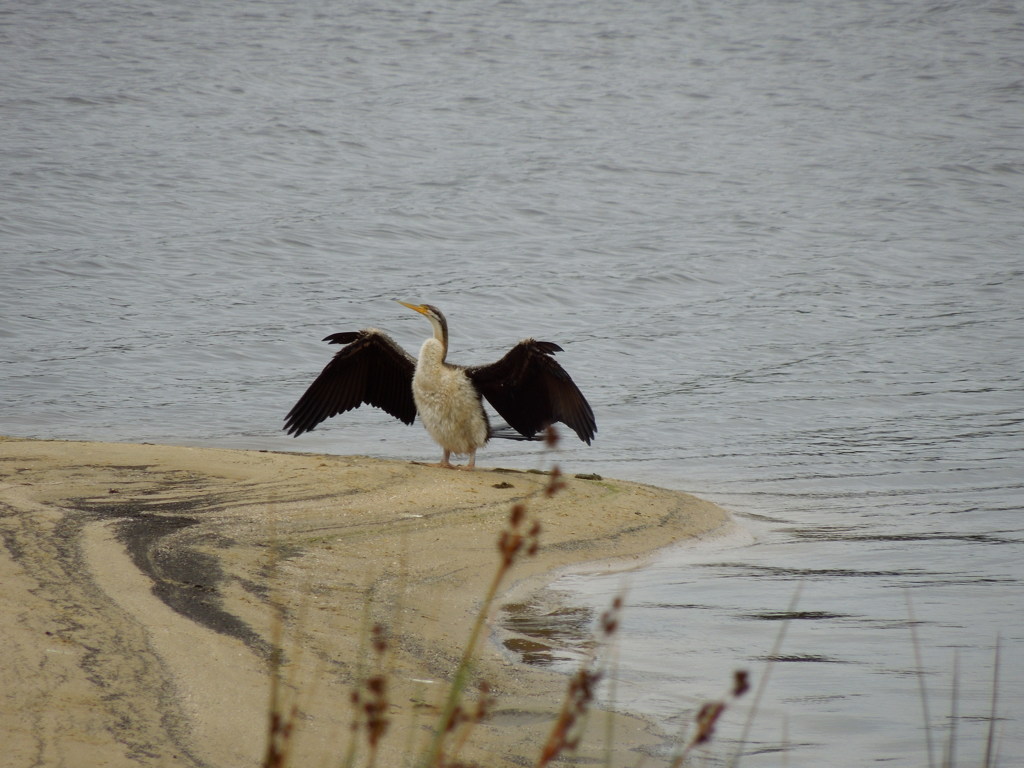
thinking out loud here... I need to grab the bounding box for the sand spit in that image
[0,437,731,767]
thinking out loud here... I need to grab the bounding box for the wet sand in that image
[0,436,732,767]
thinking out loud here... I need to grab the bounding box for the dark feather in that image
[489,423,544,441]
[284,329,416,436]
[466,339,596,444]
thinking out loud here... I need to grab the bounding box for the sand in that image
[0,436,732,767]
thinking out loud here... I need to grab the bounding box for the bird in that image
[283,301,596,470]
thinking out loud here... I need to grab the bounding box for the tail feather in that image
[489,423,543,441]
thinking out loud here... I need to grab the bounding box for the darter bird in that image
[284,301,596,469]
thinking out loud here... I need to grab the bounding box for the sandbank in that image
[0,436,732,767]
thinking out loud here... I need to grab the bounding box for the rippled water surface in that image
[3,1,1023,765]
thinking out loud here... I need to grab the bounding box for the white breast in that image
[412,339,490,455]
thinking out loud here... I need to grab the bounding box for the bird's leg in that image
[423,449,472,470]
[457,450,477,471]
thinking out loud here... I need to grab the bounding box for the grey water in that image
[3,0,1022,765]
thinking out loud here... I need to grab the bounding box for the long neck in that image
[426,315,448,362]
[418,337,447,370]
[429,314,448,355]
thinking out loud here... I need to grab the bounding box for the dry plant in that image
[262,606,298,768]
[667,670,751,768]
[906,592,1004,768]
[262,540,313,768]
[439,679,496,766]
[535,595,623,767]
[416,430,566,767]
[417,475,549,768]
[261,430,570,768]
[983,637,1002,768]
[344,623,390,768]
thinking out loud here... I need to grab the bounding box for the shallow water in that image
[3,0,1023,764]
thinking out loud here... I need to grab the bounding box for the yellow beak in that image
[397,300,429,316]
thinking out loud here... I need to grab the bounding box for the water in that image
[3,0,1023,764]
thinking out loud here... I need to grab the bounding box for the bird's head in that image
[397,301,449,349]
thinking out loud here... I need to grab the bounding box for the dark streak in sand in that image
[72,482,273,659]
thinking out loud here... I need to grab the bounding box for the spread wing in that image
[284,329,417,436]
[466,339,596,444]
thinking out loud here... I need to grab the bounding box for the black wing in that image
[466,339,596,444]
[284,329,417,436]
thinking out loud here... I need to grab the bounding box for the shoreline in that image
[0,436,733,767]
